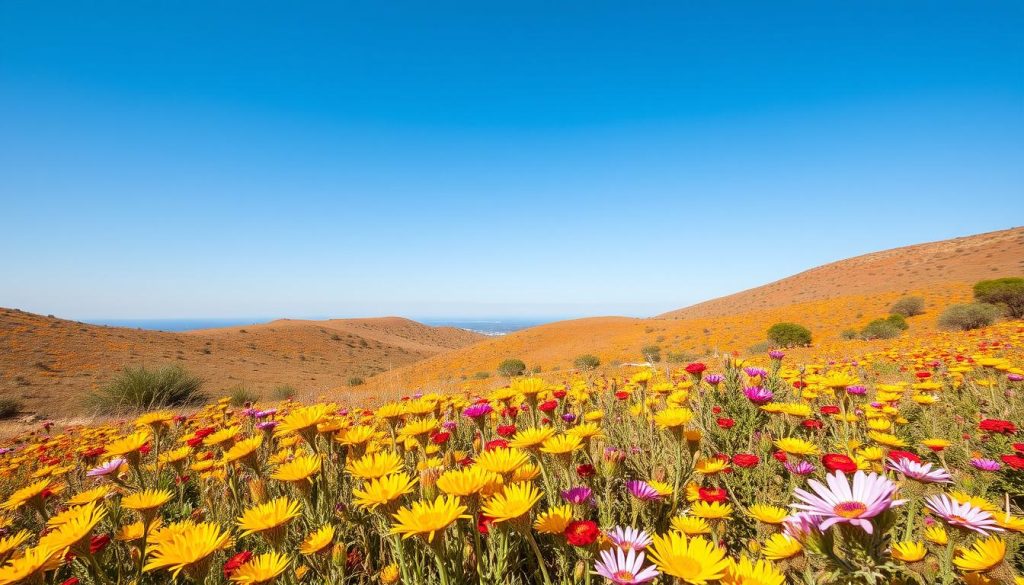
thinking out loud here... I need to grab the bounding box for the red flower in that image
[138,443,152,455]
[792,381,807,389]
[564,520,599,547]
[698,487,728,503]
[193,427,216,439]
[477,513,495,535]
[576,464,596,478]
[772,450,788,463]
[223,551,252,578]
[500,406,519,419]
[496,424,517,438]
[89,534,111,554]
[61,579,80,585]
[81,447,106,459]
[430,432,451,445]
[538,400,558,413]
[716,418,735,429]
[1001,454,1024,470]
[553,390,567,399]
[186,437,204,448]
[484,439,509,451]
[1013,443,1024,453]
[711,406,722,414]
[614,391,630,401]
[888,450,921,463]
[980,419,1018,434]
[685,363,707,374]
[820,405,840,415]
[802,419,823,430]
[822,454,857,473]
[915,372,931,379]
[732,453,760,468]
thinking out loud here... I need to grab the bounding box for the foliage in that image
[347,376,365,387]
[473,371,491,380]
[641,344,662,363]
[89,365,205,412]
[889,296,925,317]
[974,277,1024,318]
[860,319,902,340]
[840,328,859,340]
[270,385,298,400]
[496,358,527,377]
[0,399,21,419]
[228,385,260,407]
[573,354,600,371]
[766,322,812,347]
[937,302,1002,331]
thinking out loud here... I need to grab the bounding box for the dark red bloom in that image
[484,439,509,451]
[685,363,707,374]
[1001,454,1024,470]
[576,464,596,478]
[822,454,857,473]
[193,426,216,439]
[820,405,840,415]
[553,390,567,399]
[138,443,152,455]
[477,513,495,535]
[698,487,728,503]
[716,418,735,429]
[81,447,106,459]
[773,450,788,463]
[89,534,111,554]
[496,424,517,438]
[186,437,204,448]
[802,419,823,430]
[792,381,807,389]
[615,391,630,400]
[538,400,558,413]
[430,432,451,445]
[980,419,1018,434]
[223,551,252,578]
[888,450,921,463]
[61,579,80,585]
[711,406,722,414]
[1013,443,1024,453]
[732,453,760,468]
[915,372,931,379]
[564,520,599,547]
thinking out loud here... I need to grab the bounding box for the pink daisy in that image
[924,494,1003,535]
[593,548,659,584]
[886,458,952,483]
[605,526,653,552]
[790,470,904,534]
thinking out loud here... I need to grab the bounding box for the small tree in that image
[890,296,925,317]
[973,277,1024,318]
[496,358,527,377]
[938,303,1002,331]
[766,322,812,347]
[641,345,662,363]
[860,319,902,340]
[574,354,601,371]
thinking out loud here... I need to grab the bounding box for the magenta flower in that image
[783,511,823,540]
[846,385,867,396]
[769,350,785,360]
[256,420,279,431]
[744,367,768,378]
[87,458,126,478]
[784,460,815,476]
[593,548,660,584]
[605,526,653,552]
[1007,373,1023,382]
[886,458,952,483]
[561,486,594,505]
[462,403,493,419]
[704,374,724,385]
[924,494,1003,535]
[971,458,1001,471]
[626,480,661,502]
[743,386,773,404]
[790,471,904,534]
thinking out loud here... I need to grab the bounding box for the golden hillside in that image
[0,310,483,416]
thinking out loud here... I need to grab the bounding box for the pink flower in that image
[593,548,660,584]
[924,494,1003,535]
[605,526,653,552]
[626,480,661,502]
[886,458,952,484]
[790,471,904,534]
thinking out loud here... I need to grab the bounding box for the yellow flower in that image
[390,495,468,542]
[66,486,111,506]
[0,530,31,557]
[566,422,604,442]
[647,531,730,584]
[721,555,785,585]
[475,448,530,476]
[352,473,418,510]
[774,438,819,457]
[953,537,1005,572]
[891,541,927,562]
[508,427,555,449]
[994,514,1024,532]
[236,497,302,538]
[924,525,948,545]
[510,463,541,483]
[298,525,334,555]
[690,501,732,520]
[0,544,62,585]
[649,480,673,497]
[274,405,332,438]
[654,407,695,430]
[481,482,543,524]
[346,451,404,480]
[37,500,106,554]
[225,436,263,464]
[203,426,240,447]
[116,518,163,542]
[539,434,584,455]
[397,417,439,442]
[380,564,401,584]
[228,551,290,584]
[1,479,61,511]
[867,431,907,448]
[761,534,802,560]
[747,504,788,525]
[534,505,573,534]
[143,521,234,579]
[670,516,711,535]
[694,458,730,475]
[271,454,322,482]
[920,438,950,451]
[105,431,151,458]
[122,488,173,512]
[436,467,499,497]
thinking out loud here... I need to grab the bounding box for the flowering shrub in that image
[0,322,1023,584]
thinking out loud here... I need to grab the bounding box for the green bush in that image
[766,322,812,347]
[497,359,527,377]
[840,328,859,340]
[973,277,1024,318]
[886,313,909,331]
[938,303,1002,331]
[890,296,925,317]
[573,354,601,371]
[0,399,22,419]
[473,371,491,380]
[228,385,260,406]
[860,319,902,340]
[641,345,662,363]
[666,351,697,364]
[746,341,771,354]
[271,385,298,400]
[347,377,365,387]
[90,365,206,411]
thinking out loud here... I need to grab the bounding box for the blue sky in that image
[1,1,1022,320]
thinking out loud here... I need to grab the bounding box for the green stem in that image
[521,529,553,585]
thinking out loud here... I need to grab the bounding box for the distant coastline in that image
[84,317,554,336]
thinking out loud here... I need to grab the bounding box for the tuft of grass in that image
[228,385,260,406]
[89,365,206,412]
[0,399,22,419]
[348,377,365,387]
[890,296,925,317]
[271,385,298,400]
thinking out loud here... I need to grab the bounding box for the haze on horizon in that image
[2,2,1022,321]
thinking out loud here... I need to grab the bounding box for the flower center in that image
[676,556,703,579]
[833,501,868,518]
[613,569,636,582]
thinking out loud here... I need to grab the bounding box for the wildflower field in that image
[2,323,1024,585]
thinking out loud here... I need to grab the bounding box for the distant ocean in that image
[86,317,552,336]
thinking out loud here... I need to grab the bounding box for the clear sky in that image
[1,1,1022,320]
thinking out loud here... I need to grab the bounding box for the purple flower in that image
[743,386,774,404]
[561,486,594,505]
[593,548,660,584]
[605,526,653,552]
[784,460,816,476]
[442,420,458,431]
[87,458,126,478]
[561,413,577,423]
[1008,373,1023,382]
[886,458,952,483]
[783,512,823,540]
[790,471,904,534]
[626,480,661,502]
[256,421,279,431]
[0,448,13,456]
[241,408,259,417]
[971,458,1001,471]
[769,350,785,360]
[704,374,724,385]
[255,409,277,419]
[744,367,768,378]
[846,385,867,396]
[462,403,493,419]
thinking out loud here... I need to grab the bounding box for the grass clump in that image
[472,371,491,380]
[641,345,662,363]
[90,365,206,412]
[573,354,601,371]
[938,303,1002,331]
[347,377,365,387]
[0,399,22,420]
[767,322,812,347]
[228,385,260,406]
[890,296,925,317]
[860,319,902,340]
[271,385,298,400]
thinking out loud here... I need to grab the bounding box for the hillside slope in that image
[356,227,1023,396]
[0,310,483,416]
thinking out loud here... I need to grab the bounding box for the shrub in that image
[496,359,527,377]
[890,296,925,317]
[473,371,491,380]
[228,385,260,406]
[573,354,601,371]
[746,341,771,354]
[886,313,909,331]
[666,351,697,364]
[973,277,1024,318]
[938,303,1002,331]
[641,345,662,363]
[860,319,902,340]
[271,385,298,400]
[840,328,859,340]
[766,322,812,347]
[90,365,206,411]
[0,399,21,420]
[347,377,365,387]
